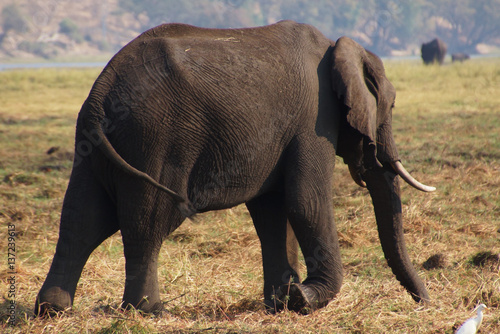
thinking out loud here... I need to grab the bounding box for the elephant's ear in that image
[331,37,377,145]
[331,37,396,168]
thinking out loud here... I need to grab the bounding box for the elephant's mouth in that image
[349,161,435,193]
[348,164,367,188]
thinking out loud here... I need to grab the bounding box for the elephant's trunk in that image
[363,167,429,303]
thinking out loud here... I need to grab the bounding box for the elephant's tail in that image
[82,109,196,217]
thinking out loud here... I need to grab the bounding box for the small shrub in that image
[1,4,29,34]
[97,40,111,52]
[59,18,83,43]
[18,40,53,58]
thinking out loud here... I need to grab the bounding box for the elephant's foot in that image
[269,283,330,315]
[34,286,72,317]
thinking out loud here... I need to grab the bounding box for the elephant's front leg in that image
[246,193,300,313]
[281,139,343,314]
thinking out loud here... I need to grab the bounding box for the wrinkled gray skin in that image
[421,38,447,65]
[35,20,432,316]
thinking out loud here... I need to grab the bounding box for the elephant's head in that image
[331,37,434,302]
[331,36,434,192]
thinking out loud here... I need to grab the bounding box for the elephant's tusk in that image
[348,164,367,188]
[390,161,436,192]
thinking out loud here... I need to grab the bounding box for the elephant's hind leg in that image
[246,193,301,313]
[116,182,185,314]
[35,165,119,316]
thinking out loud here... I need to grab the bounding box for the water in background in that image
[0,62,107,71]
[1,54,498,71]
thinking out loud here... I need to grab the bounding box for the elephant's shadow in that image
[90,297,264,320]
[0,300,38,325]
[173,297,264,320]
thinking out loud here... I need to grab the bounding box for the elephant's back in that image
[96,21,329,128]
[105,20,330,75]
[85,20,333,147]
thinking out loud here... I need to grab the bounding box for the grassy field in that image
[0,59,499,333]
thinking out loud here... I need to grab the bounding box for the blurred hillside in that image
[1,0,499,60]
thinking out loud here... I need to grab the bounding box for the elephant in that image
[35,20,435,316]
[421,38,447,65]
[452,53,470,63]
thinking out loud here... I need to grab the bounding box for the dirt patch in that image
[422,253,448,270]
[471,251,500,268]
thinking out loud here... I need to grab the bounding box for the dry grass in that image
[0,59,499,333]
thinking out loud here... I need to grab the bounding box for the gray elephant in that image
[421,38,447,65]
[35,20,435,316]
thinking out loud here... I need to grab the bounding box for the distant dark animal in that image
[421,38,447,65]
[452,53,470,63]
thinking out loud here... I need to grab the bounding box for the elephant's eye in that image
[391,102,396,108]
